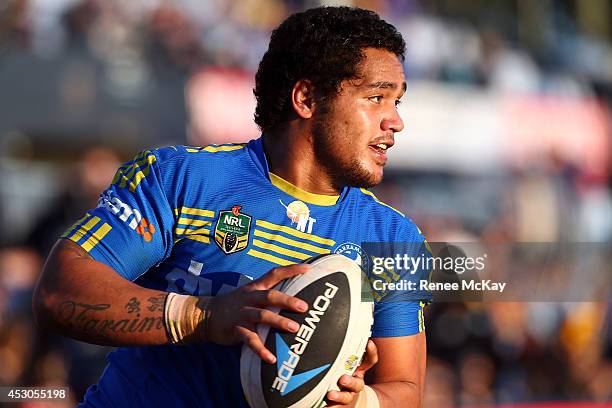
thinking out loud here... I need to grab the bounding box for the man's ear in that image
[291,79,315,119]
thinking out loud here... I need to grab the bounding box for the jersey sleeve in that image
[61,150,175,281]
[370,219,433,338]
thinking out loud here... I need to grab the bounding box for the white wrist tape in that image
[164,292,212,344]
[360,385,380,408]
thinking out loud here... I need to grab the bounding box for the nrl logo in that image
[214,205,252,254]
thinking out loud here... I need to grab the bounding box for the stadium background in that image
[0,0,610,406]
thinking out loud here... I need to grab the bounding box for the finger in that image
[251,264,309,290]
[241,306,300,333]
[326,389,356,405]
[337,374,364,393]
[249,289,308,312]
[355,339,378,377]
[234,325,276,364]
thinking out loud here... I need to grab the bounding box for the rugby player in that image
[33,7,430,407]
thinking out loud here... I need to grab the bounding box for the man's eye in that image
[369,95,382,103]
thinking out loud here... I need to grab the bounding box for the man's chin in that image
[346,169,383,188]
[367,166,385,186]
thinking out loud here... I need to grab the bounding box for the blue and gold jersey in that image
[67,138,431,407]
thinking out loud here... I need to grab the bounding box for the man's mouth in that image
[369,143,390,154]
[368,140,393,163]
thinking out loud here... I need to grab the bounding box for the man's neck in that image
[262,131,340,196]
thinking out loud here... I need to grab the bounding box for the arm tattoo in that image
[125,297,141,315]
[147,294,166,312]
[58,299,164,336]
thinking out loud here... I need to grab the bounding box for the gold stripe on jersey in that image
[172,207,214,243]
[365,265,403,302]
[359,188,404,217]
[186,235,211,244]
[115,151,156,189]
[61,213,91,239]
[177,217,211,227]
[252,239,311,261]
[424,239,432,254]
[175,227,210,236]
[254,230,330,255]
[378,265,401,283]
[186,144,247,153]
[81,223,112,252]
[255,220,335,247]
[174,207,215,218]
[68,216,101,243]
[113,151,157,192]
[418,303,423,332]
[419,301,426,332]
[364,275,383,302]
[247,249,295,266]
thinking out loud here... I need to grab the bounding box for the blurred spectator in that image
[25,146,120,257]
[62,0,100,51]
[145,4,206,73]
[479,27,541,93]
[424,356,457,408]
[0,246,41,386]
[458,352,495,405]
[0,0,31,51]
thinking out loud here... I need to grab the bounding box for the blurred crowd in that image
[1,0,611,406]
[380,131,612,404]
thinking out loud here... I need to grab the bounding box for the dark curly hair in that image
[254,7,405,133]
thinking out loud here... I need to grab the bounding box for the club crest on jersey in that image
[214,205,252,254]
[334,242,370,272]
[279,199,316,234]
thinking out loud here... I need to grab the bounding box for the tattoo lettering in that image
[125,297,141,315]
[58,301,110,321]
[57,300,164,337]
[147,294,166,312]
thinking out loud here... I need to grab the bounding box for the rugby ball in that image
[240,254,374,408]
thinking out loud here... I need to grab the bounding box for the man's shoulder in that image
[354,188,405,218]
[138,143,252,181]
[352,188,423,239]
[150,143,250,165]
[113,143,251,195]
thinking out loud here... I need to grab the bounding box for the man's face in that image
[312,47,406,189]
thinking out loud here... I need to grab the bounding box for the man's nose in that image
[381,107,404,133]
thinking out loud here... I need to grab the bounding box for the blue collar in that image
[247,136,270,178]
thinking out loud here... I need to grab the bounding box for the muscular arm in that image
[33,238,307,358]
[367,332,427,407]
[33,239,170,346]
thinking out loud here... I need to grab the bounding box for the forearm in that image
[34,239,170,346]
[369,381,420,407]
[366,333,427,408]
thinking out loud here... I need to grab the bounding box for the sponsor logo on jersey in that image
[135,218,156,242]
[214,205,252,254]
[279,199,316,234]
[272,281,338,395]
[165,260,254,296]
[98,190,155,242]
[334,242,370,272]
